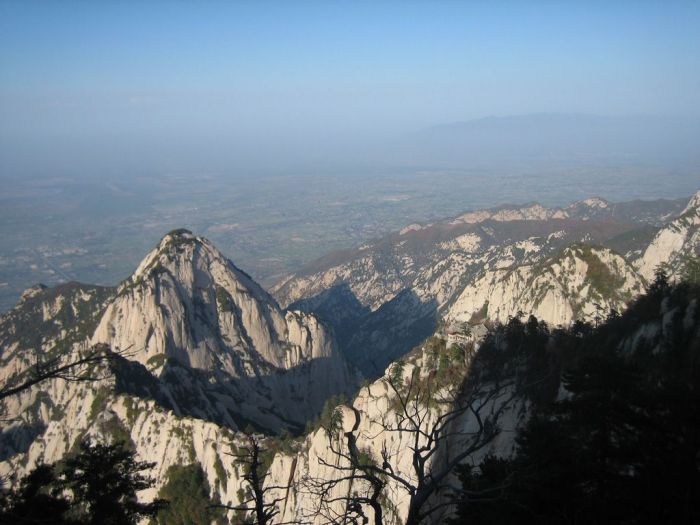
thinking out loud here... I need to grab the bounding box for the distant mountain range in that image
[388,113,700,168]
[1,189,698,523]
[273,190,700,376]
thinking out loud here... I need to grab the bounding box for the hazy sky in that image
[1,1,699,176]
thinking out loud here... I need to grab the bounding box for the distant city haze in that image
[1,1,699,176]
[1,1,699,312]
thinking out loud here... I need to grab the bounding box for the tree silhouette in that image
[156,463,223,525]
[0,440,165,525]
[0,464,75,525]
[59,440,166,525]
[215,434,295,525]
[0,344,131,401]
[304,327,542,525]
[450,280,700,525]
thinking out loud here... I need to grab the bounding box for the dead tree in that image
[303,405,387,525]
[307,337,519,525]
[217,434,297,525]
[0,343,126,401]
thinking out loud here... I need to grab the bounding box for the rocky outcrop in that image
[451,203,568,224]
[1,230,356,444]
[0,334,515,524]
[273,201,694,376]
[86,230,356,431]
[93,230,333,373]
[447,244,644,326]
[0,229,362,520]
[0,281,114,386]
[1,219,696,524]
[0,364,247,511]
[636,190,700,280]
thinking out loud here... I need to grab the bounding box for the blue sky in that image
[1,1,699,175]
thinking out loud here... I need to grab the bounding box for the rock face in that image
[272,194,694,376]
[89,230,354,431]
[451,202,568,224]
[636,190,700,280]
[447,244,644,326]
[0,229,359,520]
[3,273,694,525]
[1,231,356,446]
[0,326,514,525]
[1,206,698,524]
[262,276,700,525]
[94,229,332,373]
[0,281,115,389]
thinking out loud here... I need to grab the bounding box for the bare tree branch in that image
[0,344,134,401]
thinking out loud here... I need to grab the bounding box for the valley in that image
[3,3,699,522]
[0,189,698,523]
[1,167,696,314]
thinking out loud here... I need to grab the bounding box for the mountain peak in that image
[159,228,197,248]
[18,283,48,303]
[91,229,355,431]
[682,190,700,214]
[98,229,344,374]
[164,227,194,238]
[130,229,226,285]
[578,197,609,209]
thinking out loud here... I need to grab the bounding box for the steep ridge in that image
[3,269,692,524]
[636,190,700,280]
[258,278,700,524]
[450,195,686,225]
[272,195,693,376]
[0,229,360,519]
[0,213,697,524]
[0,230,357,442]
[94,228,323,372]
[0,281,114,396]
[0,282,114,356]
[447,244,644,326]
[274,195,684,309]
[91,229,356,431]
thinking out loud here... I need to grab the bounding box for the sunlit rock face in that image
[93,229,338,377]
[273,195,697,375]
[447,244,645,327]
[1,192,699,524]
[0,231,357,519]
[636,190,700,281]
[1,230,356,456]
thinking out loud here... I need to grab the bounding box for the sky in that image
[1,0,699,176]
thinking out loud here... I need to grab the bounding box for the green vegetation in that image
[162,230,196,251]
[224,434,292,525]
[123,396,140,426]
[306,393,348,437]
[146,353,168,369]
[469,301,489,324]
[0,440,165,525]
[423,335,444,369]
[448,343,466,363]
[388,359,405,387]
[450,274,700,525]
[0,283,114,366]
[99,415,134,448]
[510,245,526,261]
[215,286,233,313]
[272,428,301,456]
[89,386,110,420]
[51,404,66,422]
[212,452,228,491]
[156,463,225,525]
[575,245,625,299]
[680,254,700,285]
